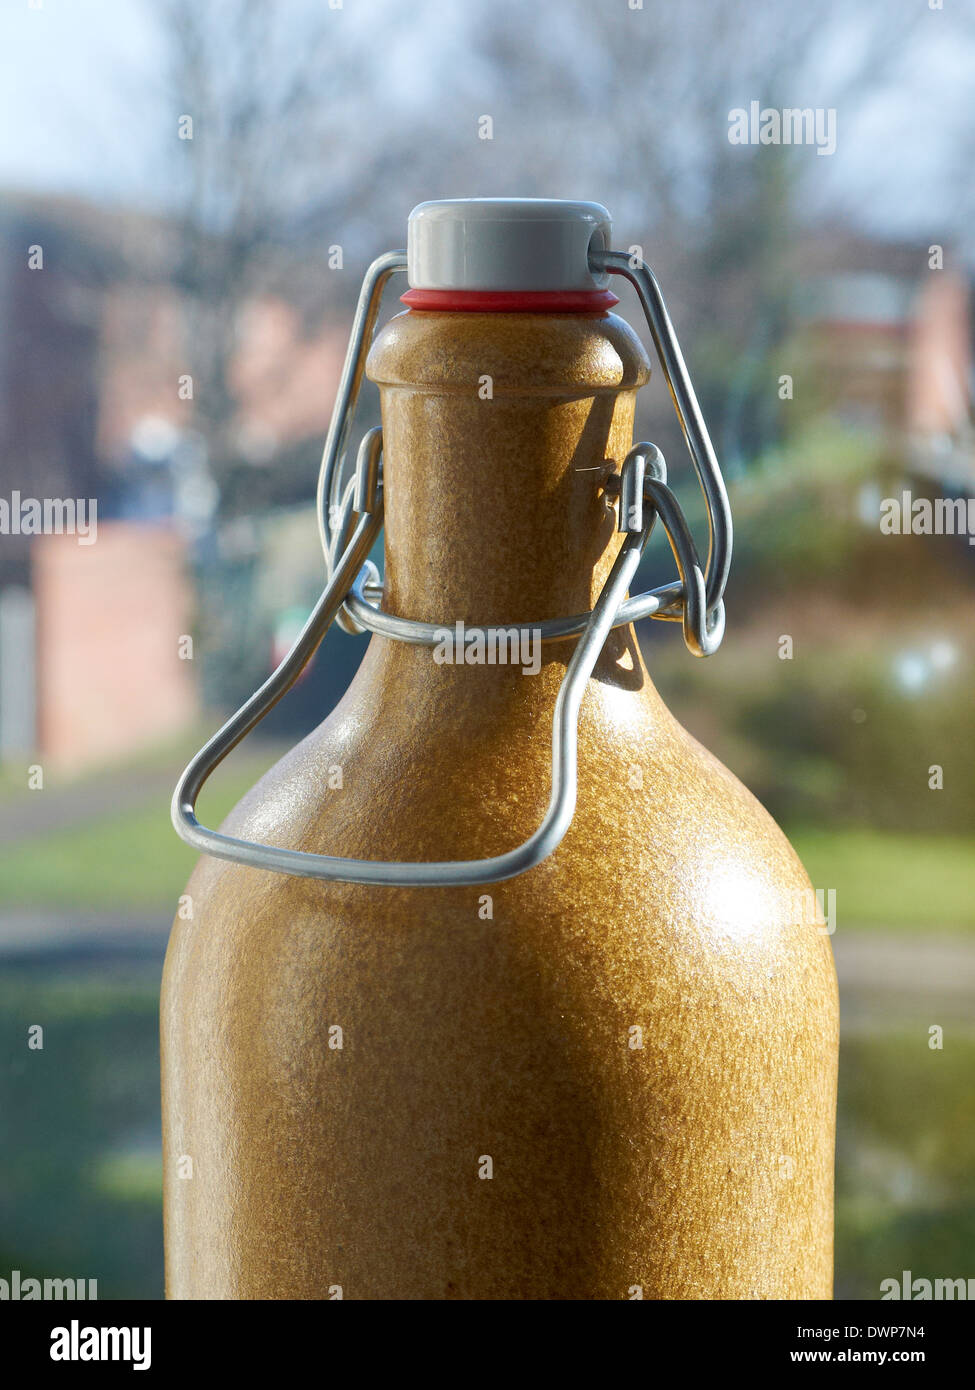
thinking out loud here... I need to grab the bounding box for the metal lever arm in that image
[173,243,732,886]
[325,249,731,655]
[172,456,656,887]
[592,250,732,622]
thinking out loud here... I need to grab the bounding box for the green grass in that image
[0,803,195,910]
[790,827,975,934]
[836,1030,975,1298]
[0,764,267,912]
[0,761,972,932]
[93,1151,164,1205]
[0,962,164,1299]
[2,964,972,1301]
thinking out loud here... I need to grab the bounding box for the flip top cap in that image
[407,198,612,293]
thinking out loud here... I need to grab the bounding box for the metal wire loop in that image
[172,449,662,885]
[171,243,732,883]
[319,248,730,659]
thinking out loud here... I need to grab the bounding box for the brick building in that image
[0,194,347,772]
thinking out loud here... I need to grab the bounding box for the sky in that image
[0,0,161,203]
[0,0,972,254]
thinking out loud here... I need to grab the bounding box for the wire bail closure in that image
[171,247,732,885]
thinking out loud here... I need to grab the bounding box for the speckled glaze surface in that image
[161,309,839,1300]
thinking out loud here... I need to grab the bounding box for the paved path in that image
[0,766,183,845]
[0,910,169,956]
[834,935,975,999]
[0,911,973,1015]
[0,742,285,846]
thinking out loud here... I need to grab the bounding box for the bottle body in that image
[161,309,838,1299]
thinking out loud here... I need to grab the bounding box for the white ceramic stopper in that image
[407,198,612,292]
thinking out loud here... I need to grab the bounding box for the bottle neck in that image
[381,393,630,627]
[372,312,650,628]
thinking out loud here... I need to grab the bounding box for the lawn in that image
[790,827,975,934]
[836,1029,975,1299]
[0,774,259,911]
[0,750,972,932]
[1,746,971,1301]
[0,959,165,1300]
[0,735,277,912]
[2,956,971,1300]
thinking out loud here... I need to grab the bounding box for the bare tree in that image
[433,0,924,459]
[155,0,420,486]
[152,0,926,487]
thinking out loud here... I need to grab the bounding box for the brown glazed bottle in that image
[162,199,838,1299]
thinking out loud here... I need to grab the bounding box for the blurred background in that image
[1,0,973,1299]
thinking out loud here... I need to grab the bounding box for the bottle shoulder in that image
[366,309,651,394]
[175,661,822,944]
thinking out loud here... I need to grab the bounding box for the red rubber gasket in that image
[400,287,619,313]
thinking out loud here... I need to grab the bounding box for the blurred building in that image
[32,526,198,774]
[789,231,974,489]
[0,193,348,773]
[4,196,973,773]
